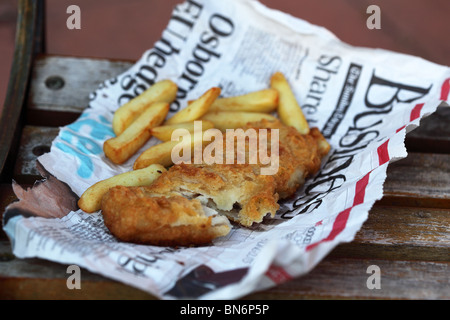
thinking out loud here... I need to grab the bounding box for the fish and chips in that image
[78,72,330,246]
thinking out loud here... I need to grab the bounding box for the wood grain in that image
[245,257,450,300]
[0,241,155,300]
[332,205,450,261]
[380,152,450,208]
[27,55,133,126]
[13,125,59,184]
[2,239,447,300]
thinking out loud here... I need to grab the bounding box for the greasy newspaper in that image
[3,0,450,299]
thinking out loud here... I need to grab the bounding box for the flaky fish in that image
[101,120,330,246]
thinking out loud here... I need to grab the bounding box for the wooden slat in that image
[27,55,133,126]
[25,55,450,144]
[13,125,59,184]
[405,106,450,154]
[331,205,450,261]
[1,239,448,300]
[0,240,155,300]
[380,152,450,208]
[245,257,450,300]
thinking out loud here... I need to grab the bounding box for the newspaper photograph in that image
[3,0,449,300]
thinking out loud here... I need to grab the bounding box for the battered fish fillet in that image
[101,119,330,246]
[102,186,231,246]
[143,162,280,227]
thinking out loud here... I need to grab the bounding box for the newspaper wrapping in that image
[3,0,450,299]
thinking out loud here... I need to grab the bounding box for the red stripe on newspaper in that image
[353,172,370,206]
[377,139,390,166]
[441,78,450,101]
[265,265,292,284]
[306,172,371,252]
[410,103,424,122]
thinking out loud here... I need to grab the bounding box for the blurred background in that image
[1,0,449,110]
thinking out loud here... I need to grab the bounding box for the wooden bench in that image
[1,0,449,299]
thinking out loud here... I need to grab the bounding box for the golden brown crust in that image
[102,185,230,246]
[145,162,280,227]
[100,119,330,246]
[243,119,330,199]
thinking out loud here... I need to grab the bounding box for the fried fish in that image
[101,120,330,246]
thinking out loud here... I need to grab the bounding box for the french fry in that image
[270,72,309,135]
[150,120,215,142]
[133,140,180,169]
[133,131,210,170]
[112,79,177,135]
[78,164,166,213]
[201,111,277,131]
[104,102,169,164]
[209,89,278,113]
[165,87,220,125]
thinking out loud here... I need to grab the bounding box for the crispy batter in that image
[145,162,280,227]
[101,119,330,246]
[243,119,330,198]
[102,185,231,246]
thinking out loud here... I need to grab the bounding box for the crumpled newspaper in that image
[3,0,450,299]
